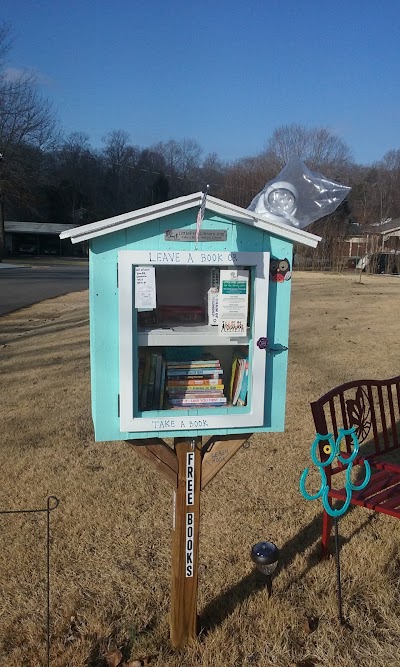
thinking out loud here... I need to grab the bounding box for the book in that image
[169,396,227,405]
[170,403,227,410]
[167,384,224,392]
[169,393,226,403]
[229,353,239,403]
[167,361,221,370]
[146,352,158,409]
[229,350,248,405]
[167,368,223,377]
[153,353,163,409]
[207,288,219,326]
[140,350,152,410]
[167,354,220,367]
[159,360,166,409]
[166,360,220,368]
[236,357,249,406]
[137,351,145,410]
[167,378,222,386]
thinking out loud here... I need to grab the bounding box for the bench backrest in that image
[311,375,400,460]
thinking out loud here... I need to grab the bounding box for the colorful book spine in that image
[146,352,158,409]
[169,396,227,405]
[168,378,222,386]
[167,362,221,369]
[236,359,249,407]
[229,352,249,406]
[229,354,239,404]
[167,368,223,376]
[168,395,225,401]
[137,351,145,410]
[153,353,163,409]
[159,360,166,409]
[140,350,152,410]
[168,384,224,394]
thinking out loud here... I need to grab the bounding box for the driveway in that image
[0,262,89,316]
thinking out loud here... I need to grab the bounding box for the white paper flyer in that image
[218,269,249,336]
[135,266,156,310]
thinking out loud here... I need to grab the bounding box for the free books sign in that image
[186,451,195,577]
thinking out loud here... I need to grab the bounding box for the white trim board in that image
[118,250,270,433]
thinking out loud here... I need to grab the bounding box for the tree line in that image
[1,22,400,262]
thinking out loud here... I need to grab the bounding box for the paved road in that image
[0,264,89,316]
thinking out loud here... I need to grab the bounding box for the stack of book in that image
[139,350,166,411]
[166,355,226,408]
[229,350,249,406]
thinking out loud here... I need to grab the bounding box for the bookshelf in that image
[138,323,249,347]
[119,250,269,432]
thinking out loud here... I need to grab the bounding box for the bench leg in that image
[321,510,333,559]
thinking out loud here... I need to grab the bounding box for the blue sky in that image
[2,0,400,165]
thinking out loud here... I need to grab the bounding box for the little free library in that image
[61,191,320,442]
[61,190,320,647]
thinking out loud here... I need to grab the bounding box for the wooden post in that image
[170,436,202,648]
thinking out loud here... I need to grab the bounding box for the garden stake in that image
[333,516,344,625]
[300,427,371,625]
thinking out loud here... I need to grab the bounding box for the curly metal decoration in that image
[300,428,371,517]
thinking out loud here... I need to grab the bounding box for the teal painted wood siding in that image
[89,209,293,441]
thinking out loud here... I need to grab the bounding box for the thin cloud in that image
[3,66,53,86]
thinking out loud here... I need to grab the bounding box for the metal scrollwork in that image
[346,387,371,444]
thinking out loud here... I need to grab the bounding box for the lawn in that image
[0,271,399,667]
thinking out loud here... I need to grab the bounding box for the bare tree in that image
[266,123,352,176]
[0,23,57,258]
[221,152,277,208]
[152,138,203,185]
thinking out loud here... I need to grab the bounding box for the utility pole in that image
[0,153,5,262]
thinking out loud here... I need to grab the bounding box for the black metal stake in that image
[46,496,59,667]
[265,574,273,598]
[334,516,344,625]
[0,496,59,666]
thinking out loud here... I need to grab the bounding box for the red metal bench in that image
[311,375,400,557]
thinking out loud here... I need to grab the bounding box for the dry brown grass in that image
[0,272,399,667]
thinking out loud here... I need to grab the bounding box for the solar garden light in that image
[247,156,351,230]
[255,181,298,225]
[251,541,279,597]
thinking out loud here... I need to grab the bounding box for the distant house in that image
[341,217,400,263]
[4,221,80,256]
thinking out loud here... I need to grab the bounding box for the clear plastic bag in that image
[247,157,351,229]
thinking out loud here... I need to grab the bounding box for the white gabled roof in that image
[60,192,321,248]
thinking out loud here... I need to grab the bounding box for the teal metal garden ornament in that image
[300,428,371,517]
[300,427,371,624]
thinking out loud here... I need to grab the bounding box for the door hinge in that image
[118,394,120,417]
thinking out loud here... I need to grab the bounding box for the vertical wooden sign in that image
[170,437,202,647]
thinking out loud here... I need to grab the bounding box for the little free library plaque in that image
[165,229,227,242]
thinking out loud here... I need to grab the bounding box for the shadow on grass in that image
[199,505,376,634]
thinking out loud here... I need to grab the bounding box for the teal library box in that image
[61,192,320,441]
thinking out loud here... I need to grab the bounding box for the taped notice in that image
[219,269,249,336]
[135,266,156,310]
